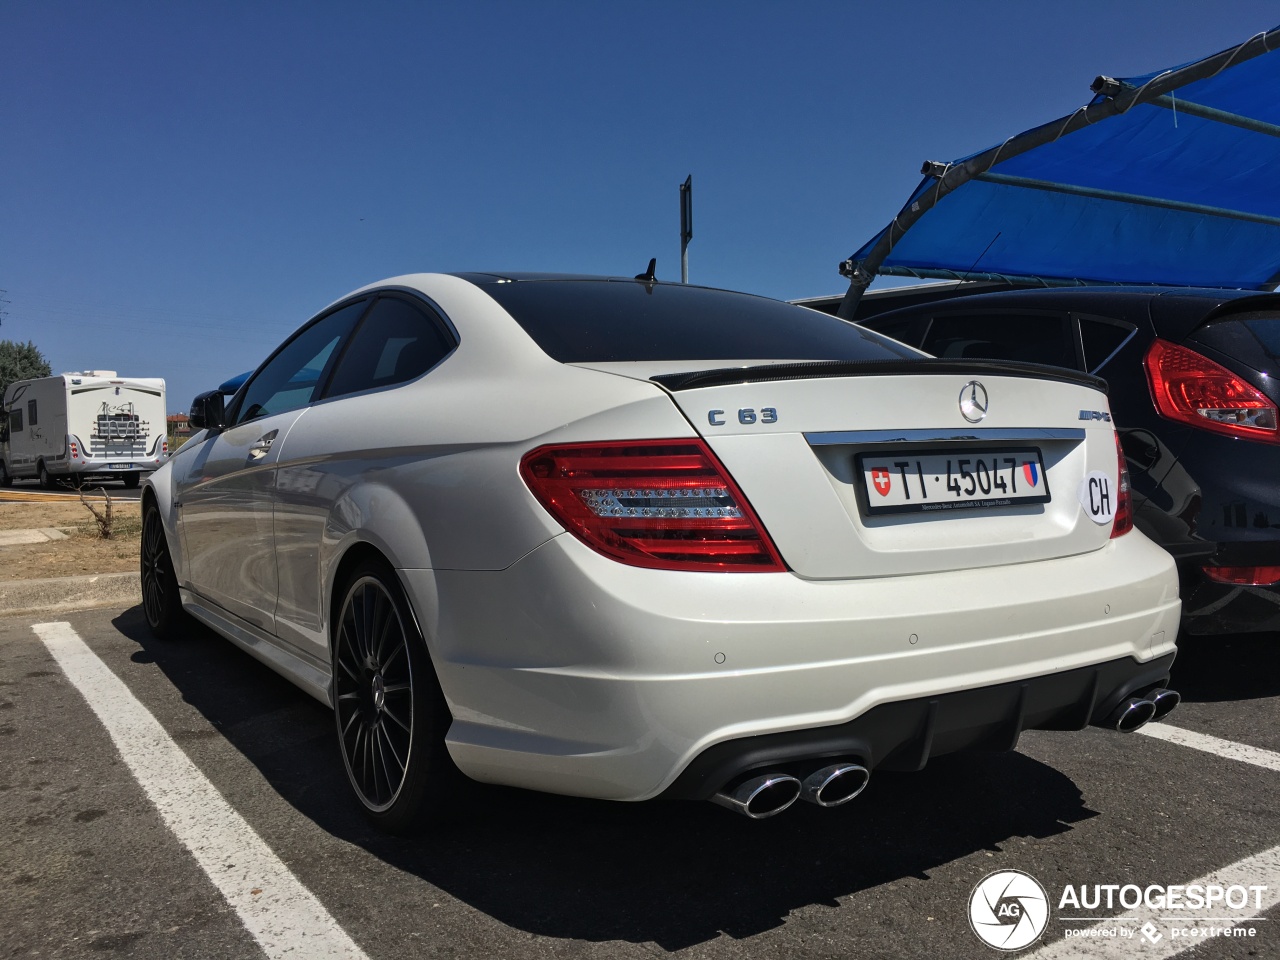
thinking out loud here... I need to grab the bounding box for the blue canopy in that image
[838,27,1280,317]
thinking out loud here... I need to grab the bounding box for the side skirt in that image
[180,588,333,707]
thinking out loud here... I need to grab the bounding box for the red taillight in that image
[1144,338,1279,443]
[1202,565,1280,586]
[519,439,786,572]
[1111,429,1133,539]
[162,439,169,456]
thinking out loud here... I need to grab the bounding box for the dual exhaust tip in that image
[1102,686,1180,733]
[712,762,870,819]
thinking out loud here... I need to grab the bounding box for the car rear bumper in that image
[405,530,1180,802]
[661,652,1175,800]
[1181,541,1280,634]
[47,457,159,475]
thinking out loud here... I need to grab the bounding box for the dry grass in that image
[0,499,142,580]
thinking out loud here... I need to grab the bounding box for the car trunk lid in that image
[636,359,1123,579]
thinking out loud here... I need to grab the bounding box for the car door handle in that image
[247,430,279,462]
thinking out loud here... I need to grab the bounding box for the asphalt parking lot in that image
[2,604,1277,960]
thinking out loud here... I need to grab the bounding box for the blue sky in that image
[3,1,1277,409]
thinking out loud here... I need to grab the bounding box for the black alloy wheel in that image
[38,461,53,489]
[333,561,456,832]
[140,501,185,638]
[122,473,141,489]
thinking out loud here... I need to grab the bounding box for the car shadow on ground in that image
[113,606,1097,952]
[1171,631,1280,703]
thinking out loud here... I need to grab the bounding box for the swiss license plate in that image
[857,448,1050,516]
[108,463,133,470]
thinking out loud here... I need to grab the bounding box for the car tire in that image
[38,461,54,489]
[123,473,140,489]
[0,462,10,488]
[332,559,459,833]
[140,501,188,639]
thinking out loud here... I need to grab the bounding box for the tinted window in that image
[1187,311,1279,375]
[1245,318,1280,360]
[325,296,455,398]
[234,299,368,425]
[27,400,37,426]
[920,313,1078,368]
[861,315,930,348]
[9,410,22,432]
[474,280,918,363]
[1079,318,1133,373]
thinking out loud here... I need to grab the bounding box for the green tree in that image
[0,339,52,399]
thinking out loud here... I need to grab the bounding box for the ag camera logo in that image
[969,870,1050,951]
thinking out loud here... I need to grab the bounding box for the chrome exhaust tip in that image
[800,763,870,808]
[1107,696,1157,733]
[711,773,802,819]
[1146,687,1181,721]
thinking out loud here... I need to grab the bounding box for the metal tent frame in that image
[835,26,1280,320]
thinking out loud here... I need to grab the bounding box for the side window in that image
[234,299,369,426]
[323,296,455,399]
[1078,318,1134,373]
[10,409,23,433]
[27,400,37,426]
[862,315,930,348]
[920,313,1079,369]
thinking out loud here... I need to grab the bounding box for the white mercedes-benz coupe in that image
[141,272,1182,831]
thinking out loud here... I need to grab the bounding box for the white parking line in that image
[32,621,370,960]
[1026,842,1280,959]
[1023,720,1280,958]
[1136,721,1280,773]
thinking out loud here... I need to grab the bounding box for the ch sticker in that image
[1077,471,1115,525]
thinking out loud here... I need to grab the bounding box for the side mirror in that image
[189,390,227,432]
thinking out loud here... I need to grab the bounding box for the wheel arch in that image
[316,479,438,649]
[326,541,436,667]
[140,466,183,576]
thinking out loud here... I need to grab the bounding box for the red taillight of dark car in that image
[1202,565,1280,587]
[1144,338,1279,443]
[520,439,786,572]
[1111,430,1133,539]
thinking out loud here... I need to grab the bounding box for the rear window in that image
[1079,318,1134,373]
[919,313,1079,369]
[1244,318,1280,359]
[1190,310,1279,374]
[471,279,919,363]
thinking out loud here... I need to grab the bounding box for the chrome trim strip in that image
[805,427,1087,445]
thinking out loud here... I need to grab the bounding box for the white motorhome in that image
[1,372,168,488]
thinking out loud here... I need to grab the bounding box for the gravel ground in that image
[0,500,141,580]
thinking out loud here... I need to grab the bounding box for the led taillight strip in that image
[520,439,786,572]
[1111,429,1133,539]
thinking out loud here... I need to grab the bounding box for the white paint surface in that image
[1137,721,1280,773]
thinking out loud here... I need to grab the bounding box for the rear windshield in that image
[1244,318,1280,359]
[1193,310,1279,374]
[470,279,919,363]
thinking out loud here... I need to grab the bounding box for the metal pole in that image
[680,175,692,283]
[834,24,1280,319]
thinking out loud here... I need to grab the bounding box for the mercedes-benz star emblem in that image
[959,381,989,423]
